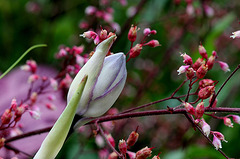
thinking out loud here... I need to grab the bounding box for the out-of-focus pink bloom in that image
[127,151,136,159]
[95,135,105,148]
[106,133,115,147]
[30,92,38,104]
[103,12,113,22]
[181,53,193,65]
[1,109,13,125]
[218,61,230,72]
[118,0,127,6]
[186,4,194,16]
[10,127,23,137]
[50,78,58,91]
[59,74,72,88]
[127,6,137,17]
[144,40,161,48]
[85,6,97,15]
[108,152,118,159]
[177,65,190,75]
[213,134,222,150]
[28,107,41,120]
[56,48,67,58]
[98,149,109,159]
[231,115,240,124]
[230,30,240,39]
[79,21,89,29]
[45,103,56,111]
[204,5,214,17]
[72,45,84,55]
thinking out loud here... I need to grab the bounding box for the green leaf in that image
[0,44,47,80]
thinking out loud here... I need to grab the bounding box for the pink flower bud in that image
[95,135,105,148]
[127,151,136,159]
[108,152,118,159]
[196,64,208,79]
[152,155,161,159]
[50,78,58,91]
[212,134,222,150]
[198,86,215,99]
[118,139,127,155]
[181,53,193,65]
[199,44,208,59]
[144,40,161,48]
[45,103,56,111]
[223,117,233,128]
[30,92,38,104]
[183,102,195,116]
[199,79,215,89]
[200,119,210,137]
[143,28,151,36]
[231,115,240,124]
[80,31,97,39]
[0,138,5,149]
[99,29,108,41]
[15,105,27,116]
[128,25,139,42]
[211,131,227,143]
[218,61,230,72]
[192,58,205,71]
[135,146,153,159]
[230,30,240,39]
[59,74,73,88]
[106,133,115,148]
[186,67,195,80]
[72,45,84,55]
[94,35,100,45]
[129,44,143,59]
[177,65,190,75]
[1,109,13,125]
[11,98,17,111]
[127,130,139,147]
[56,48,67,58]
[28,74,39,83]
[195,102,205,119]
[26,60,37,73]
[85,6,97,15]
[206,51,217,70]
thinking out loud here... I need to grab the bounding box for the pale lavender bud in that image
[177,65,190,75]
[213,134,222,150]
[218,61,230,72]
[230,30,240,39]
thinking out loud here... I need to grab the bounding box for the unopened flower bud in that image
[129,44,143,59]
[181,53,193,65]
[206,51,217,70]
[108,152,118,159]
[1,109,13,124]
[177,65,190,75]
[196,64,208,79]
[106,133,115,147]
[199,79,215,89]
[128,25,139,42]
[144,40,161,48]
[45,103,56,111]
[223,117,233,128]
[192,58,204,71]
[28,74,39,83]
[198,86,215,99]
[99,29,108,41]
[30,92,38,104]
[199,44,208,59]
[186,67,195,80]
[0,138,5,149]
[143,28,151,36]
[15,105,27,116]
[11,98,17,110]
[127,151,136,159]
[26,60,37,73]
[152,155,160,159]
[218,61,230,72]
[118,139,127,155]
[127,130,139,147]
[85,6,97,15]
[213,134,222,150]
[231,115,240,124]
[50,78,58,91]
[59,74,72,88]
[80,31,97,39]
[72,45,84,55]
[136,146,153,159]
[230,30,240,39]
[183,102,195,115]
[195,102,205,119]
[200,119,210,137]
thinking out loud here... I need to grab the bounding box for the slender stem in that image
[210,64,240,107]
[171,79,188,97]
[185,80,192,102]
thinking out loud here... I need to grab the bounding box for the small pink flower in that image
[199,44,208,60]
[28,74,39,83]
[218,61,230,72]
[85,6,97,15]
[127,151,136,159]
[212,134,222,150]
[177,65,190,75]
[230,30,240,39]
[118,139,127,155]
[72,45,84,55]
[181,53,193,65]
[223,117,233,128]
[56,48,67,58]
[144,40,161,48]
[50,78,58,91]
[200,119,211,137]
[211,131,227,143]
[143,28,151,36]
[231,115,240,124]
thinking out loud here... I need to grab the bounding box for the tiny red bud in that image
[223,117,233,128]
[129,44,143,59]
[186,67,195,80]
[195,102,205,118]
[127,130,139,147]
[108,152,118,159]
[181,53,193,65]
[199,44,208,59]
[183,102,195,116]
[128,25,139,42]
[144,40,161,48]
[192,58,204,71]
[135,146,153,159]
[196,64,208,79]
[15,105,26,116]
[1,109,13,125]
[198,86,215,99]
[199,79,215,89]
[118,139,127,155]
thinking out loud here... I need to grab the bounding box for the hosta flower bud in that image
[199,79,215,89]
[213,134,222,150]
[223,117,233,128]
[196,64,208,79]
[68,35,127,117]
[183,102,195,115]
[195,102,205,119]
[118,139,127,155]
[199,44,208,59]
[135,146,153,159]
[198,86,215,99]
